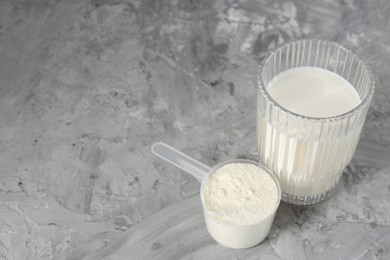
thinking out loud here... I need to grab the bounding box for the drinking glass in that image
[257,39,375,205]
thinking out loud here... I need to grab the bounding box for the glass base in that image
[281,187,335,205]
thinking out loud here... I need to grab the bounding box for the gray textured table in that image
[0,0,389,259]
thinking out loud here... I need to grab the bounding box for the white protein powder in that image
[203,162,279,226]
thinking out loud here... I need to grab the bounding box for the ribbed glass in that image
[257,39,375,205]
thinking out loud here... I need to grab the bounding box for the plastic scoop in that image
[151,142,281,249]
[151,142,210,183]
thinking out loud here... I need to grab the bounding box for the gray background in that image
[0,0,389,259]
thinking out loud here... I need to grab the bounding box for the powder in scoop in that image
[203,162,279,226]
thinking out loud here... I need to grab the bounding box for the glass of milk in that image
[257,39,375,205]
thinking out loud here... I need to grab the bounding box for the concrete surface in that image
[0,0,389,259]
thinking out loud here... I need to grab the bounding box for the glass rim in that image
[200,159,281,227]
[257,39,375,122]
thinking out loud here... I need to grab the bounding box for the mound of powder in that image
[203,162,279,226]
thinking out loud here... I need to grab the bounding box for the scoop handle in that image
[151,142,210,182]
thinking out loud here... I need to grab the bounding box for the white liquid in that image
[201,162,279,249]
[258,67,362,197]
[268,67,361,118]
